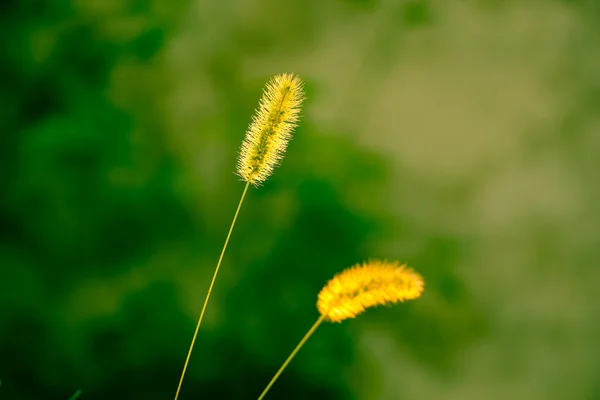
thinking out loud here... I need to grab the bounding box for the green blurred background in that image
[1,0,599,399]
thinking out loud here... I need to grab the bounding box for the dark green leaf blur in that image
[1,0,599,399]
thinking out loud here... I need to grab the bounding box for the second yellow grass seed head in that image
[237,73,305,186]
[317,260,424,323]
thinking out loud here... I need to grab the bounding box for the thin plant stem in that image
[257,314,327,400]
[174,181,251,400]
[68,390,82,400]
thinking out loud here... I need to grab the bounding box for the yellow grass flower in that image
[174,73,306,400]
[317,260,424,323]
[257,260,423,400]
[237,73,305,186]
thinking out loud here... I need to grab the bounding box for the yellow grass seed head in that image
[317,260,424,323]
[237,73,305,186]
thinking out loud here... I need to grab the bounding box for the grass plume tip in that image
[317,260,424,323]
[237,73,305,186]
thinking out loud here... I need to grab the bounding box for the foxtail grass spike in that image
[237,73,305,186]
[317,259,424,322]
[257,260,424,399]
[175,73,306,400]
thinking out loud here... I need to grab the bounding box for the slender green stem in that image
[174,181,251,400]
[257,314,327,400]
[68,390,82,400]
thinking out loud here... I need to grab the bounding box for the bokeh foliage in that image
[1,0,599,399]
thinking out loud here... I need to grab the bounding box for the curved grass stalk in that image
[257,260,424,399]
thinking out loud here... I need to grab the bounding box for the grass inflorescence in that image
[317,260,424,323]
[237,73,305,186]
[171,73,423,400]
[173,73,305,400]
[256,260,424,399]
